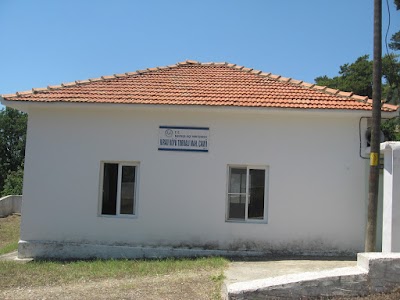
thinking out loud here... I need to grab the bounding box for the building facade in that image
[1,61,398,258]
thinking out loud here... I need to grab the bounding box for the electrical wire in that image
[359,117,370,159]
[385,0,391,56]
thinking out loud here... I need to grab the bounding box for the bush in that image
[1,168,24,196]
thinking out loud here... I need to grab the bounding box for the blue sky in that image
[0,0,399,96]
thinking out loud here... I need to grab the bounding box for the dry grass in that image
[0,214,20,255]
[0,214,227,299]
[0,257,227,289]
[1,270,224,299]
[0,259,226,300]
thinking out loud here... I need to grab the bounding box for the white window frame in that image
[98,161,139,218]
[226,165,269,223]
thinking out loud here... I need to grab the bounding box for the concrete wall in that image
[0,195,22,217]
[381,142,400,252]
[19,105,369,258]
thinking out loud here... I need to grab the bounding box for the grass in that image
[0,214,20,255]
[0,258,228,299]
[0,214,228,299]
[0,257,228,289]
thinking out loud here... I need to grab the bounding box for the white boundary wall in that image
[0,195,22,217]
[381,142,400,252]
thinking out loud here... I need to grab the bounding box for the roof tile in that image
[185,60,199,64]
[289,79,303,85]
[351,94,368,101]
[16,91,32,96]
[278,77,290,83]
[300,82,314,88]
[47,85,62,89]
[260,72,271,77]
[61,82,76,87]
[338,91,353,97]
[313,85,326,91]
[88,78,102,82]
[32,87,48,92]
[250,70,262,75]
[325,88,339,95]
[101,75,115,80]
[2,61,398,112]
[76,79,91,84]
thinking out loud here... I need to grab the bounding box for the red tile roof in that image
[2,60,398,112]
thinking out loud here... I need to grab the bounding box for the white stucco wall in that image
[20,105,369,257]
[381,142,400,252]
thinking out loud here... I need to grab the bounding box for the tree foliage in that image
[2,167,24,196]
[0,108,27,196]
[315,55,373,98]
[390,1,400,51]
[314,1,400,141]
[315,54,400,104]
[389,31,400,51]
[395,0,400,10]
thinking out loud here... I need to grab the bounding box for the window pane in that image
[102,163,118,215]
[248,169,265,219]
[120,166,135,214]
[228,194,246,219]
[229,168,246,193]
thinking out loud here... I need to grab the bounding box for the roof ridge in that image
[0,60,395,110]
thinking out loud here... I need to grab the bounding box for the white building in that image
[1,60,398,259]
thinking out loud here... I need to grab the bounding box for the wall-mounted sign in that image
[158,126,209,152]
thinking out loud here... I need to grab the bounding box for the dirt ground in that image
[0,270,221,300]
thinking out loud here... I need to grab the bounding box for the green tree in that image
[389,1,400,51]
[0,107,27,196]
[389,31,400,51]
[315,55,374,98]
[2,167,24,195]
[395,0,400,11]
[315,58,400,141]
[315,54,400,104]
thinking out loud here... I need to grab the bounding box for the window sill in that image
[98,214,138,219]
[225,219,267,224]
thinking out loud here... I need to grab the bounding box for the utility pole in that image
[365,0,382,252]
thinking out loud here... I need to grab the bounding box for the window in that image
[100,162,138,216]
[227,166,268,222]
